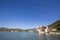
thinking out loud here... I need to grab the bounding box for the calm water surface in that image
[0,32,60,40]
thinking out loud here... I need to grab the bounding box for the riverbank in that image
[37,32,60,35]
[49,32,60,35]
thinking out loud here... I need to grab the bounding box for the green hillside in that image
[48,20,60,30]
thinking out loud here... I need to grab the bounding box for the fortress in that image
[36,26,49,34]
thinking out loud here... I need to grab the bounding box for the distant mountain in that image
[48,20,60,29]
[0,27,36,32]
[0,27,23,32]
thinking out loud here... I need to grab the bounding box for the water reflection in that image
[0,32,60,40]
[37,33,60,40]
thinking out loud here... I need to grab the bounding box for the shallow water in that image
[0,32,60,40]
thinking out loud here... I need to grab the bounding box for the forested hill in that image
[48,20,60,29]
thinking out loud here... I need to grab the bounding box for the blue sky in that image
[0,0,60,29]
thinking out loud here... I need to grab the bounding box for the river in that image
[0,32,60,40]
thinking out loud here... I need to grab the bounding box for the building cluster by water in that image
[36,26,50,34]
[36,25,60,34]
